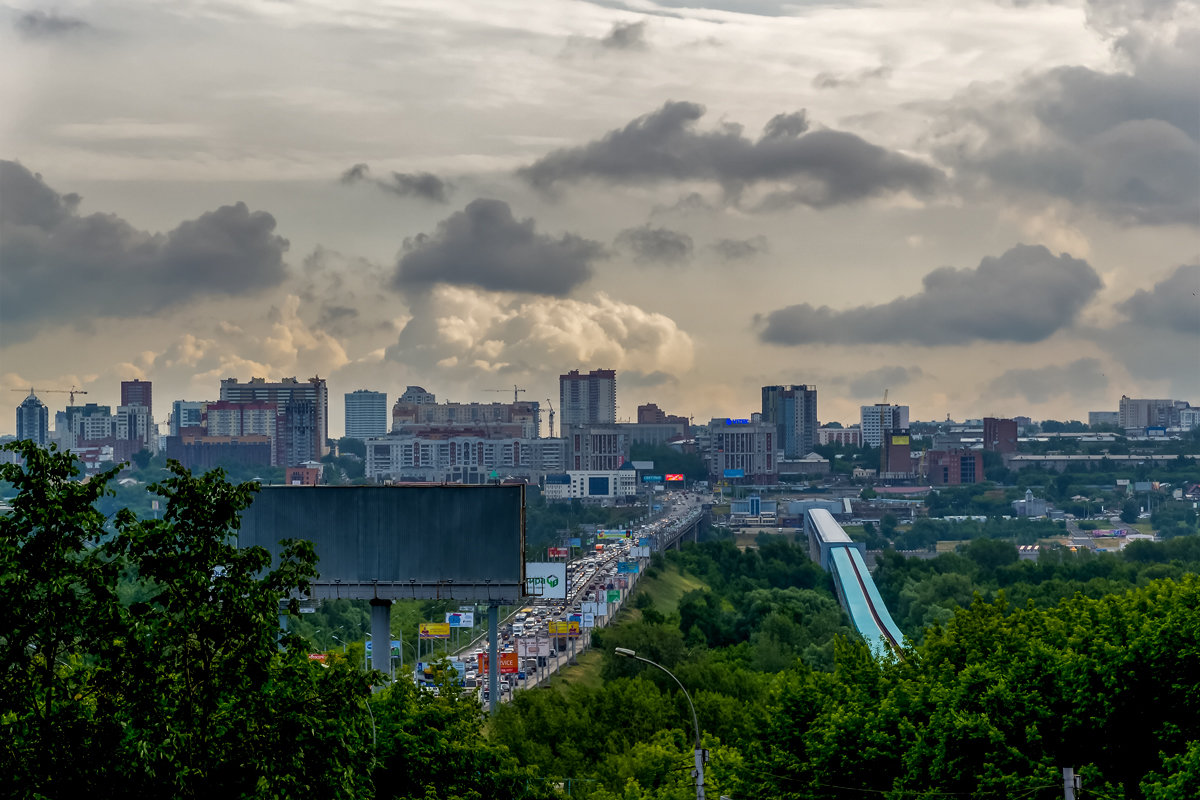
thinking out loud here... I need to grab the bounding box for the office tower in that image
[121,379,152,414]
[761,385,817,458]
[559,369,616,427]
[860,403,910,448]
[345,389,388,440]
[219,376,328,466]
[16,393,49,446]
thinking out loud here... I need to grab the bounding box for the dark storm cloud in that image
[1116,264,1200,334]
[620,370,678,389]
[392,198,604,296]
[517,101,944,209]
[616,224,693,265]
[600,20,647,50]
[0,160,289,344]
[812,65,892,90]
[15,10,90,39]
[711,236,769,261]
[937,14,1199,226]
[846,366,925,398]
[985,358,1108,404]
[756,244,1102,346]
[340,163,452,203]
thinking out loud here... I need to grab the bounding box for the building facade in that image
[761,384,817,458]
[391,398,540,439]
[926,449,983,485]
[344,389,388,440]
[120,380,152,413]
[860,403,910,448]
[170,400,209,436]
[1088,411,1120,428]
[700,417,777,484]
[1119,396,1190,430]
[364,431,565,483]
[542,469,637,502]
[564,424,630,471]
[982,417,1018,453]
[219,376,328,466]
[818,426,862,447]
[15,393,48,446]
[559,369,616,427]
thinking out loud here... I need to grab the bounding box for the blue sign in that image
[518,671,527,680]
[568,537,581,547]
[725,418,749,425]
[642,475,664,483]
[723,468,745,478]
[617,561,639,574]
[638,537,652,547]
[569,613,582,624]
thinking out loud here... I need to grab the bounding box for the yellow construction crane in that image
[484,385,527,403]
[11,385,89,405]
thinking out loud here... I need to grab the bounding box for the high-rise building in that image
[170,400,209,436]
[761,385,817,458]
[927,449,983,485]
[560,369,616,427]
[219,377,328,466]
[15,393,48,446]
[982,417,1018,453]
[121,380,152,414]
[860,403,910,448]
[1119,396,1190,430]
[1088,411,1120,428]
[699,416,776,484]
[116,404,156,453]
[399,386,436,405]
[345,389,388,440]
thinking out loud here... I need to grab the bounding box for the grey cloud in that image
[846,366,925,398]
[340,163,452,203]
[937,20,1199,226]
[986,358,1108,405]
[0,160,288,344]
[601,21,647,50]
[1116,263,1200,334]
[812,65,892,90]
[15,11,90,39]
[711,236,769,261]
[393,198,604,296]
[620,370,678,389]
[518,101,944,209]
[757,244,1102,346]
[616,224,693,265]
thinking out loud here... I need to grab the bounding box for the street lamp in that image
[615,647,706,800]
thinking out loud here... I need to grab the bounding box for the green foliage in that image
[1122,498,1141,524]
[0,440,376,799]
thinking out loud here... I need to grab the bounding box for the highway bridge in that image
[805,508,905,658]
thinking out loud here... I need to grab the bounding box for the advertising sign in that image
[725,418,749,425]
[547,546,569,558]
[642,475,664,483]
[365,640,402,657]
[632,546,650,557]
[597,530,631,540]
[617,577,629,589]
[568,613,582,624]
[525,562,568,600]
[582,601,604,615]
[445,612,475,628]
[617,561,639,573]
[723,469,745,478]
[308,653,327,664]
[420,622,451,639]
[582,613,596,628]
[548,620,571,635]
[665,474,684,482]
[891,435,910,445]
[607,589,621,603]
[638,537,652,547]
[477,652,520,674]
[568,537,581,548]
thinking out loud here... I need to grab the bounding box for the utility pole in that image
[1063,767,1080,800]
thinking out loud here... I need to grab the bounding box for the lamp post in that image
[615,647,706,800]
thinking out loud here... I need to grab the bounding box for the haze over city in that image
[2,0,1197,437]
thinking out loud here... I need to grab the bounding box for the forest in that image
[2,440,1197,799]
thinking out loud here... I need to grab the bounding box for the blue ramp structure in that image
[804,508,904,658]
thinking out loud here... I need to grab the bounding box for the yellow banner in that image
[419,622,451,639]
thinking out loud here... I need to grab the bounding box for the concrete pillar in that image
[370,598,392,681]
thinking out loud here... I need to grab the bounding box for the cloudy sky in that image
[2,0,1197,437]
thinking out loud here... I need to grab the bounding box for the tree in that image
[1121,498,1141,524]
[0,441,376,799]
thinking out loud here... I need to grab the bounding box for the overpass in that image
[645,504,704,551]
[805,508,904,658]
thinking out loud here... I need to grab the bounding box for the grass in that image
[634,562,708,617]
[544,648,605,695]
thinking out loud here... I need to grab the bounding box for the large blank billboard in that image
[239,485,525,603]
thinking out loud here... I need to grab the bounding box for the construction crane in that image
[879,388,890,478]
[545,398,555,439]
[11,386,89,405]
[484,385,527,403]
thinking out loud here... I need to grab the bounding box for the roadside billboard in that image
[597,530,631,540]
[631,546,650,557]
[525,562,568,600]
[665,474,684,482]
[642,475,664,483]
[582,613,596,628]
[445,612,475,628]
[548,620,580,636]
[607,589,621,603]
[723,469,745,478]
[638,537,652,547]
[548,546,569,558]
[420,622,451,639]
[477,652,519,674]
[617,561,639,573]
[568,537,581,547]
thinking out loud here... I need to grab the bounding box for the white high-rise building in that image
[345,389,388,440]
[860,404,910,448]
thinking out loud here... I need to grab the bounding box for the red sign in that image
[665,474,684,481]
[477,652,519,674]
[307,653,327,664]
[548,546,569,558]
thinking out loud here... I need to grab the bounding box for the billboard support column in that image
[369,598,392,686]
[488,604,499,716]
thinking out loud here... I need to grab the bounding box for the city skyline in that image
[2,1,1197,437]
